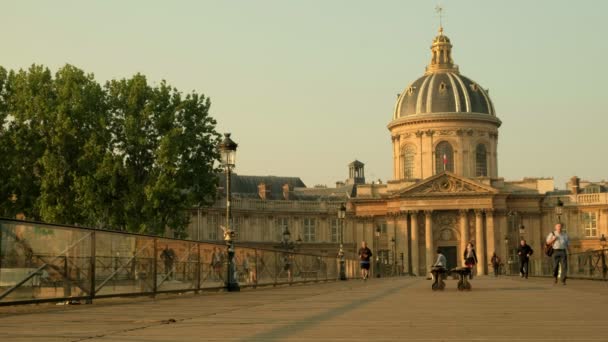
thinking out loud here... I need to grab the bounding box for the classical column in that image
[459,210,469,266]
[392,135,400,179]
[410,211,419,276]
[486,210,496,259]
[396,212,409,275]
[497,213,508,263]
[424,210,433,274]
[475,210,486,275]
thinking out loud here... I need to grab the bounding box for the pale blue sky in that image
[1,0,606,189]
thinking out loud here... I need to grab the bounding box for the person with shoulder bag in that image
[546,223,569,285]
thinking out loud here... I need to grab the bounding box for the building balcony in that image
[207,198,343,213]
[574,193,608,205]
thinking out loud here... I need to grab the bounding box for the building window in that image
[583,185,600,194]
[435,141,454,174]
[232,216,243,239]
[403,145,416,179]
[330,219,343,243]
[582,212,598,238]
[275,217,289,241]
[377,222,387,234]
[475,144,488,177]
[303,218,316,242]
[207,215,218,240]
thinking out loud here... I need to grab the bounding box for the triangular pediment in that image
[392,172,499,197]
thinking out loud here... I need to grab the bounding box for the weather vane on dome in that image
[435,4,444,33]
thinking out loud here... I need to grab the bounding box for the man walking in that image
[490,252,501,277]
[517,239,533,279]
[358,241,372,280]
[546,223,569,285]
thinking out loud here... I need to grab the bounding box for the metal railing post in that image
[63,255,71,297]
[88,231,96,304]
[274,252,278,286]
[196,243,201,293]
[152,238,158,297]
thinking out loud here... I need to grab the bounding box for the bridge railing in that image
[0,218,361,306]
[524,249,608,280]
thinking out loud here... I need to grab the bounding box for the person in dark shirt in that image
[517,239,534,279]
[160,245,176,280]
[490,252,501,277]
[464,242,478,279]
[358,241,372,280]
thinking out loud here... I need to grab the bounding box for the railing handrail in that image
[0,217,366,306]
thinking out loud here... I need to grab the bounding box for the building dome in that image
[393,28,496,120]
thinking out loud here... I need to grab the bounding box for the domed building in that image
[189,25,608,279]
[347,26,604,277]
[390,26,500,180]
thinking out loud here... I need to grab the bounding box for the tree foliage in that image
[0,64,220,237]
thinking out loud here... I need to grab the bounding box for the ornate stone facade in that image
[189,26,608,277]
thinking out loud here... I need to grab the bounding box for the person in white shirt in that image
[546,223,569,285]
[433,248,447,268]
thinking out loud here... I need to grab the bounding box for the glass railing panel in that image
[94,231,154,296]
[0,221,92,303]
[199,243,226,288]
[156,239,197,292]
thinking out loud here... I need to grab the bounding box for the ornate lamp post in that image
[600,234,607,281]
[391,237,396,276]
[555,198,564,224]
[504,236,510,276]
[375,226,381,278]
[338,203,347,280]
[219,133,239,292]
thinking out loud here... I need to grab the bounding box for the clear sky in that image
[1,0,606,189]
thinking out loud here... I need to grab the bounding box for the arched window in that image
[475,144,488,177]
[435,141,454,174]
[403,145,416,179]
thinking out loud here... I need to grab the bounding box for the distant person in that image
[283,253,293,283]
[433,248,447,268]
[211,247,224,281]
[517,239,534,279]
[464,242,478,279]
[160,245,176,280]
[490,252,501,277]
[547,223,569,285]
[358,241,372,280]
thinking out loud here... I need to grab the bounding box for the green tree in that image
[0,65,220,237]
[106,75,220,236]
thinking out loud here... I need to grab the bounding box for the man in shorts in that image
[358,241,372,280]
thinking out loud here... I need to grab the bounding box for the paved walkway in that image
[1,276,607,341]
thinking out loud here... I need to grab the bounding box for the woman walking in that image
[464,242,478,279]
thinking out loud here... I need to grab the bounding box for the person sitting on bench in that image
[433,248,447,268]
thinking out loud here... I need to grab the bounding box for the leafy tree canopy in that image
[0,64,221,237]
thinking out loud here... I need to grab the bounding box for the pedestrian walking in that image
[464,242,478,279]
[517,239,534,279]
[160,245,176,280]
[490,252,501,277]
[358,241,372,280]
[546,223,569,285]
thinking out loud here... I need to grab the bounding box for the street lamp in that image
[219,133,239,292]
[600,234,607,281]
[375,226,381,278]
[504,236,510,276]
[555,198,564,224]
[391,236,396,276]
[338,203,347,280]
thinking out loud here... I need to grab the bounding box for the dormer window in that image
[439,82,447,94]
[406,86,415,96]
[469,83,478,92]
